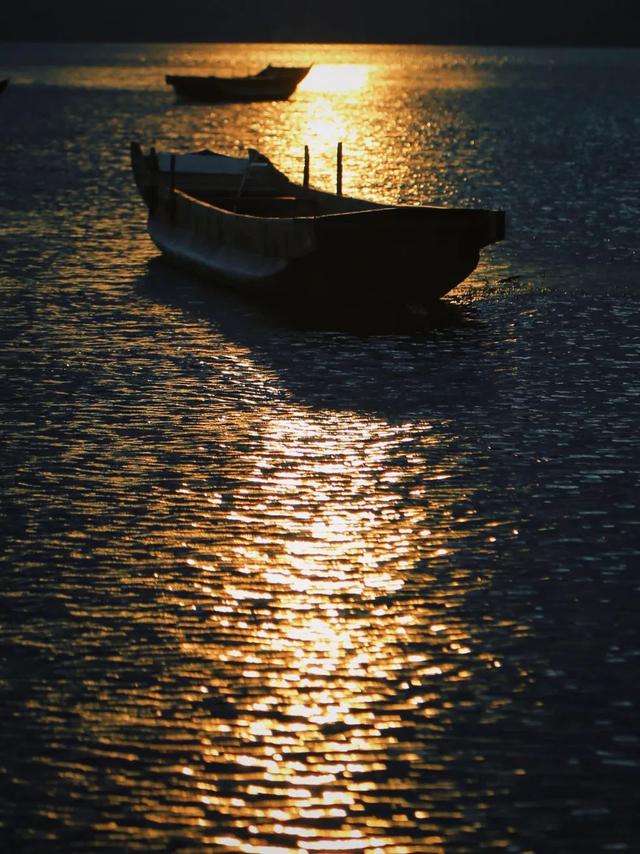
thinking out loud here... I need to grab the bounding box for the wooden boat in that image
[130,142,506,308]
[0,79,9,94]
[165,65,311,102]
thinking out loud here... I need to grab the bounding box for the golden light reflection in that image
[136,373,506,850]
[260,62,381,195]
[292,98,352,158]
[298,64,370,93]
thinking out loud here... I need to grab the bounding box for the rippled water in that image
[1,43,639,852]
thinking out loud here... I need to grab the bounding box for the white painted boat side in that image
[148,218,290,282]
[171,189,318,260]
[156,152,269,175]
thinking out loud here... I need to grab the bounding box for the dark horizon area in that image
[4,0,640,46]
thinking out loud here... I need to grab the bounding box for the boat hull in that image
[165,67,310,102]
[146,206,485,308]
[148,217,290,288]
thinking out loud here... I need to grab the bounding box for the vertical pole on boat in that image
[235,148,258,212]
[149,147,158,214]
[303,145,310,189]
[169,153,176,223]
[336,142,343,196]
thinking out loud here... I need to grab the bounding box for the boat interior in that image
[133,144,502,237]
[147,146,378,218]
[187,193,323,217]
[175,185,381,218]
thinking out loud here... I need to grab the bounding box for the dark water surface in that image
[1,44,639,852]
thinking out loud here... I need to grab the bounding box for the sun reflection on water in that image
[145,400,503,851]
[298,64,371,93]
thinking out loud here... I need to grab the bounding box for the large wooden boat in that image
[165,65,311,102]
[130,142,505,308]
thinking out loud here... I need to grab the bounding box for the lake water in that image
[1,42,639,852]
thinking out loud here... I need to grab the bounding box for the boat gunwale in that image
[166,66,311,85]
[166,184,398,224]
[164,183,504,242]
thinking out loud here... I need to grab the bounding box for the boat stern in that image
[130,141,158,210]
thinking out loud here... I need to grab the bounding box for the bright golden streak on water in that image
[298,64,370,93]
[139,390,499,851]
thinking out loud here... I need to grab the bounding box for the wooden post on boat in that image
[169,153,176,222]
[336,142,343,196]
[303,145,310,189]
[234,148,258,212]
[149,146,158,214]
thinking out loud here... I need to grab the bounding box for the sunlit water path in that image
[1,43,639,852]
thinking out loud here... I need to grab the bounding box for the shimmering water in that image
[1,43,639,853]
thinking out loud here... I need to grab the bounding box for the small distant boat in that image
[130,142,505,309]
[0,79,9,94]
[165,65,311,102]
